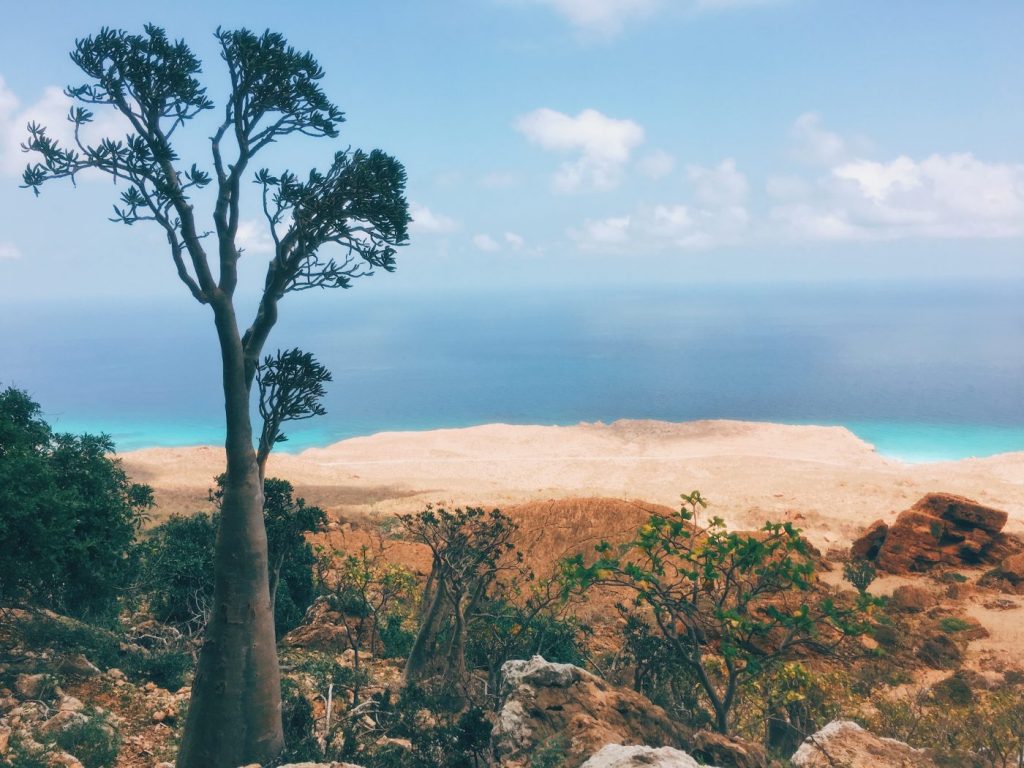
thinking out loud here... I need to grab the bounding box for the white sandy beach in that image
[122,419,1024,549]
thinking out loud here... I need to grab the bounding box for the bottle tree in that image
[22,26,409,767]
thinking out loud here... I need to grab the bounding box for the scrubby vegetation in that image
[5,388,1024,767]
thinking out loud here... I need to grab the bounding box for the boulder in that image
[889,585,934,613]
[690,730,768,768]
[581,744,711,768]
[492,656,691,768]
[917,632,963,669]
[14,673,51,700]
[281,598,355,651]
[865,494,1012,574]
[851,520,888,560]
[37,709,89,737]
[791,720,938,767]
[913,493,1006,533]
[57,653,101,679]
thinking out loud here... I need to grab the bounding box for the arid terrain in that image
[123,419,1024,549]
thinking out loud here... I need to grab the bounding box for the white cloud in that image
[570,158,751,252]
[410,203,459,235]
[638,149,676,179]
[791,112,847,167]
[0,241,22,260]
[766,112,1024,241]
[0,75,124,177]
[235,220,276,254]
[688,158,748,207]
[504,231,526,249]
[472,233,501,252]
[527,0,661,36]
[516,107,645,192]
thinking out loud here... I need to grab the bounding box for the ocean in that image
[2,280,1022,463]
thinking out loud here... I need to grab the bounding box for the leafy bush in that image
[0,387,152,623]
[135,648,193,692]
[137,477,324,636]
[843,558,878,595]
[379,612,416,659]
[137,513,216,633]
[54,711,121,768]
[939,617,972,634]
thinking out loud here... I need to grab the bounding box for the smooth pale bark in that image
[176,302,284,767]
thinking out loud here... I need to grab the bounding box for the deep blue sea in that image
[2,280,1022,463]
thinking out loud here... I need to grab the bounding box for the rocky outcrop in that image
[581,744,711,768]
[851,519,888,560]
[281,598,356,651]
[853,494,1015,574]
[492,656,691,768]
[791,720,938,767]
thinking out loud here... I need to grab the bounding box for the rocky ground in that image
[3,493,1024,767]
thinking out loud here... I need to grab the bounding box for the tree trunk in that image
[176,303,284,768]
[405,571,448,682]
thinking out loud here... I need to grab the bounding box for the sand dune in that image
[122,419,1024,549]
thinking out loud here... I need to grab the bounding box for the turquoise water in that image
[2,280,1022,463]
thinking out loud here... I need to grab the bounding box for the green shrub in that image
[0,387,152,623]
[379,613,416,659]
[938,617,971,634]
[280,678,319,762]
[54,711,121,768]
[137,477,324,636]
[130,648,193,692]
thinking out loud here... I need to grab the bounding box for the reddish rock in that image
[871,494,1010,574]
[889,585,934,613]
[851,520,888,561]
[996,553,1024,585]
[912,493,1007,534]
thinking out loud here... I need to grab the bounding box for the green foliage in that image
[138,477,324,636]
[17,614,193,691]
[561,492,871,734]
[466,597,584,673]
[364,688,491,768]
[139,648,193,692]
[938,617,972,634]
[530,735,570,768]
[279,678,318,762]
[843,558,878,595]
[0,388,153,623]
[378,612,417,659]
[137,513,216,633]
[54,710,121,768]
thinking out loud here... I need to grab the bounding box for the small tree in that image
[316,541,417,691]
[562,494,870,734]
[23,26,409,765]
[0,387,152,623]
[843,558,878,597]
[399,506,520,687]
[256,348,332,481]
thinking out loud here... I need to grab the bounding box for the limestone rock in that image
[581,744,710,768]
[14,673,50,700]
[492,656,691,768]
[58,653,101,679]
[37,708,88,737]
[791,720,938,767]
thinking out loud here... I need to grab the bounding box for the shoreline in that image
[122,419,1024,547]
[98,416,1024,463]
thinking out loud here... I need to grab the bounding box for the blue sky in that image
[0,0,1022,303]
